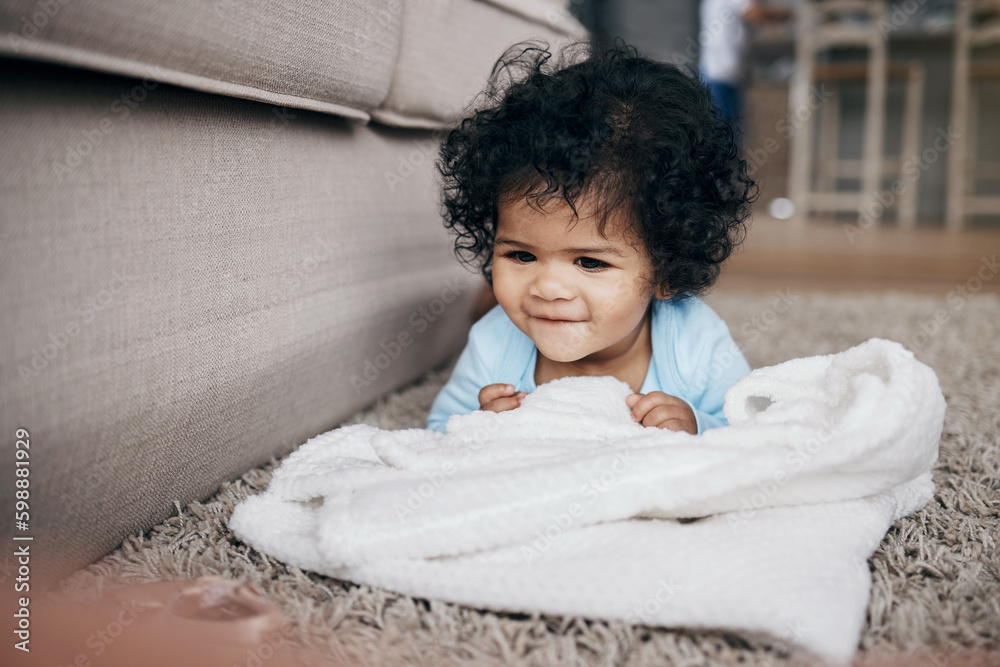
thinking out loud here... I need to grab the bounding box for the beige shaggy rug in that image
[57,290,1000,666]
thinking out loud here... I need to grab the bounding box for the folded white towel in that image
[230,338,944,664]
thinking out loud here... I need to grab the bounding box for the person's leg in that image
[705,79,744,145]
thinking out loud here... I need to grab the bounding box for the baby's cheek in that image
[605,282,650,313]
[490,269,517,307]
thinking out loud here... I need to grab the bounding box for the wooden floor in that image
[716,211,1000,294]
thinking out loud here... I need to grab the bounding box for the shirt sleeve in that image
[674,302,751,433]
[426,323,492,432]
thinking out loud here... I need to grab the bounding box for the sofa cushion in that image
[372,0,587,128]
[0,0,587,129]
[0,59,478,581]
[0,0,403,121]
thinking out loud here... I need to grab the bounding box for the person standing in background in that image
[579,0,701,69]
[699,0,791,139]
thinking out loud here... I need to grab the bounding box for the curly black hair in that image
[437,39,757,298]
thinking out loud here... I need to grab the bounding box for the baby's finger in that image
[482,394,524,413]
[478,383,515,407]
[629,392,669,422]
[641,404,683,428]
[642,404,697,434]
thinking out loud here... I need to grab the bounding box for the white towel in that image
[229,338,944,664]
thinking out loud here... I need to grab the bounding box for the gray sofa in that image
[0,0,585,582]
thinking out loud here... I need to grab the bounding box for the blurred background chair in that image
[788,0,893,224]
[947,0,1000,231]
[813,59,924,227]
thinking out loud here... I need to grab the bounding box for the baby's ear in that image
[654,283,674,300]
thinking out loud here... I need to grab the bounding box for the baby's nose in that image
[529,266,574,301]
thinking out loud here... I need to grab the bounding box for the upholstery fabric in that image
[480,0,585,29]
[372,0,587,128]
[0,0,587,129]
[0,0,403,121]
[0,60,477,580]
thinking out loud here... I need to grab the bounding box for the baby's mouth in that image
[529,311,583,323]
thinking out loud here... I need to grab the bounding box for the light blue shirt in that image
[427,296,750,434]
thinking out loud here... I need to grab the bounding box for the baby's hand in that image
[626,392,697,434]
[479,384,527,413]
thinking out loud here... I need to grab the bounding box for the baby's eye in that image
[505,251,536,263]
[576,257,608,271]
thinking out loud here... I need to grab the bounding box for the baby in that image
[427,40,756,434]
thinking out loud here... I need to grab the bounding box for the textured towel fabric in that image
[229,338,945,664]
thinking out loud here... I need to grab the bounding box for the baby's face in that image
[492,195,663,364]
